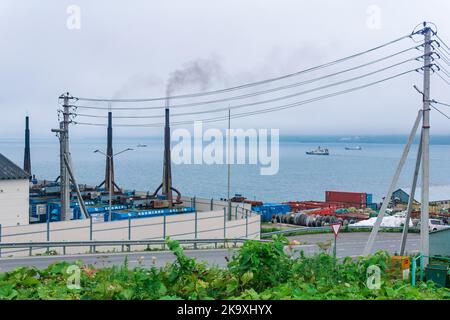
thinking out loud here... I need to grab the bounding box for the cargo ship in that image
[345,146,362,150]
[306,146,329,156]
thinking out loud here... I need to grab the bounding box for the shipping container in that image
[253,203,291,222]
[366,194,373,205]
[104,206,195,221]
[325,191,367,208]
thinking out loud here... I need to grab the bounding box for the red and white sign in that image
[331,223,342,237]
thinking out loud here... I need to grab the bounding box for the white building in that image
[0,153,29,227]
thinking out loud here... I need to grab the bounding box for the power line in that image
[72,32,419,103]
[436,62,450,78]
[436,72,450,86]
[436,48,450,66]
[73,48,424,112]
[73,68,418,128]
[73,57,422,119]
[432,99,450,108]
[436,34,450,54]
[431,104,450,120]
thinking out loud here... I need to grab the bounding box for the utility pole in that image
[363,111,422,256]
[61,93,71,221]
[94,148,133,221]
[227,107,231,220]
[52,92,82,221]
[400,131,423,255]
[363,23,433,259]
[421,25,432,264]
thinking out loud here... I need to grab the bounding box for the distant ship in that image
[137,143,147,148]
[345,146,362,150]
[306,146,329,156]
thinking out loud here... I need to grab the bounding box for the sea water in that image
[1,136,450,203]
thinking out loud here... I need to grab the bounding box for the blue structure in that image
[252,203,291,222]
[392,188,414,204]
[104,206,195,221]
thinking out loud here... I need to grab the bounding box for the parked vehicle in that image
[428,219,450,232]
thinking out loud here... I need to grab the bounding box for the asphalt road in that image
[287,232,420,258]
[0,232,420,272]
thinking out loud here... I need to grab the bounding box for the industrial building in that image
[0,153,30,227]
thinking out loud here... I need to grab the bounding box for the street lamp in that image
[94,148,133,221]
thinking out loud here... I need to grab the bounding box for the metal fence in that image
[0,206,261,257]
[261,225,419,238]
[0,238,270,257]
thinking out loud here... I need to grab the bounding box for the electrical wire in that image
[436,49,450,67]
[72,32,420,103]
[436,34,450,54]
[432,100,450,108]
[73,57,422,119]
[73,48,424,112]
[435,62,450,78]
[436,72,450,86]
[431,104,450,120]
[73,68,418,128]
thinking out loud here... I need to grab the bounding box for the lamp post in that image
[94,148,133,221]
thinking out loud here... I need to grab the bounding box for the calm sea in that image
[1,135,450,203]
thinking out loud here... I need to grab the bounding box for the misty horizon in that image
[1,0,450,139]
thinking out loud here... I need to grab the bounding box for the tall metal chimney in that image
[105,111,115,192]
[23,116,31,177]
[162,107,173,207]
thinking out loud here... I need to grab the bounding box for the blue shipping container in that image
[366,194,373,205]
[253,203,291,222]
[104,206,196,221]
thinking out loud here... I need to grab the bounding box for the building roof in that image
[401,186,450,203]
[0,153,29,180]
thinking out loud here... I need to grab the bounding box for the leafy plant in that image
[0,237,448,300]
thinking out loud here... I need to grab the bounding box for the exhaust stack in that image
[23,116,31,177]
[152,103,182,207]
[98,112,120,192]
[162,107,173,206]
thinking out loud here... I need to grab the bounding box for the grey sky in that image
[1,0,450,138]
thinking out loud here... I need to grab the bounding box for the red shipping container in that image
[325,191,367,208]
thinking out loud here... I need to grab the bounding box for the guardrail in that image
[0,237,269,257]
[261,225,420,238]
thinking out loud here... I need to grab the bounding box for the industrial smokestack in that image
[23,116,31,177]
[162,106,173,207]
[105,111,115,192]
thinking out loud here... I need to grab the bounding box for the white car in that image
[429,219,450,232]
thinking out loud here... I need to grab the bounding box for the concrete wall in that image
[180,196,252,220]
[0,179,29,227]
[0,203,260,257]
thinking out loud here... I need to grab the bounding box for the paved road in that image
[0,232,420,272]
[287,232,420,258]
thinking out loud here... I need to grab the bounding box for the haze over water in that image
[1,135,450,203]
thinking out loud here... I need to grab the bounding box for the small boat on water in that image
[345,146,362,150]
[306,146,329,156]
[137,143,148,148]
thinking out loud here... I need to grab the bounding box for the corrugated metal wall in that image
[430,228,450,256]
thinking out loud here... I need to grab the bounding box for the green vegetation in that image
[0,236,448,300]
[261,224,419,238]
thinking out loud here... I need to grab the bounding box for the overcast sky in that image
[1,0,450,138]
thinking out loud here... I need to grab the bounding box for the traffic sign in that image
[331,223,341,237]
